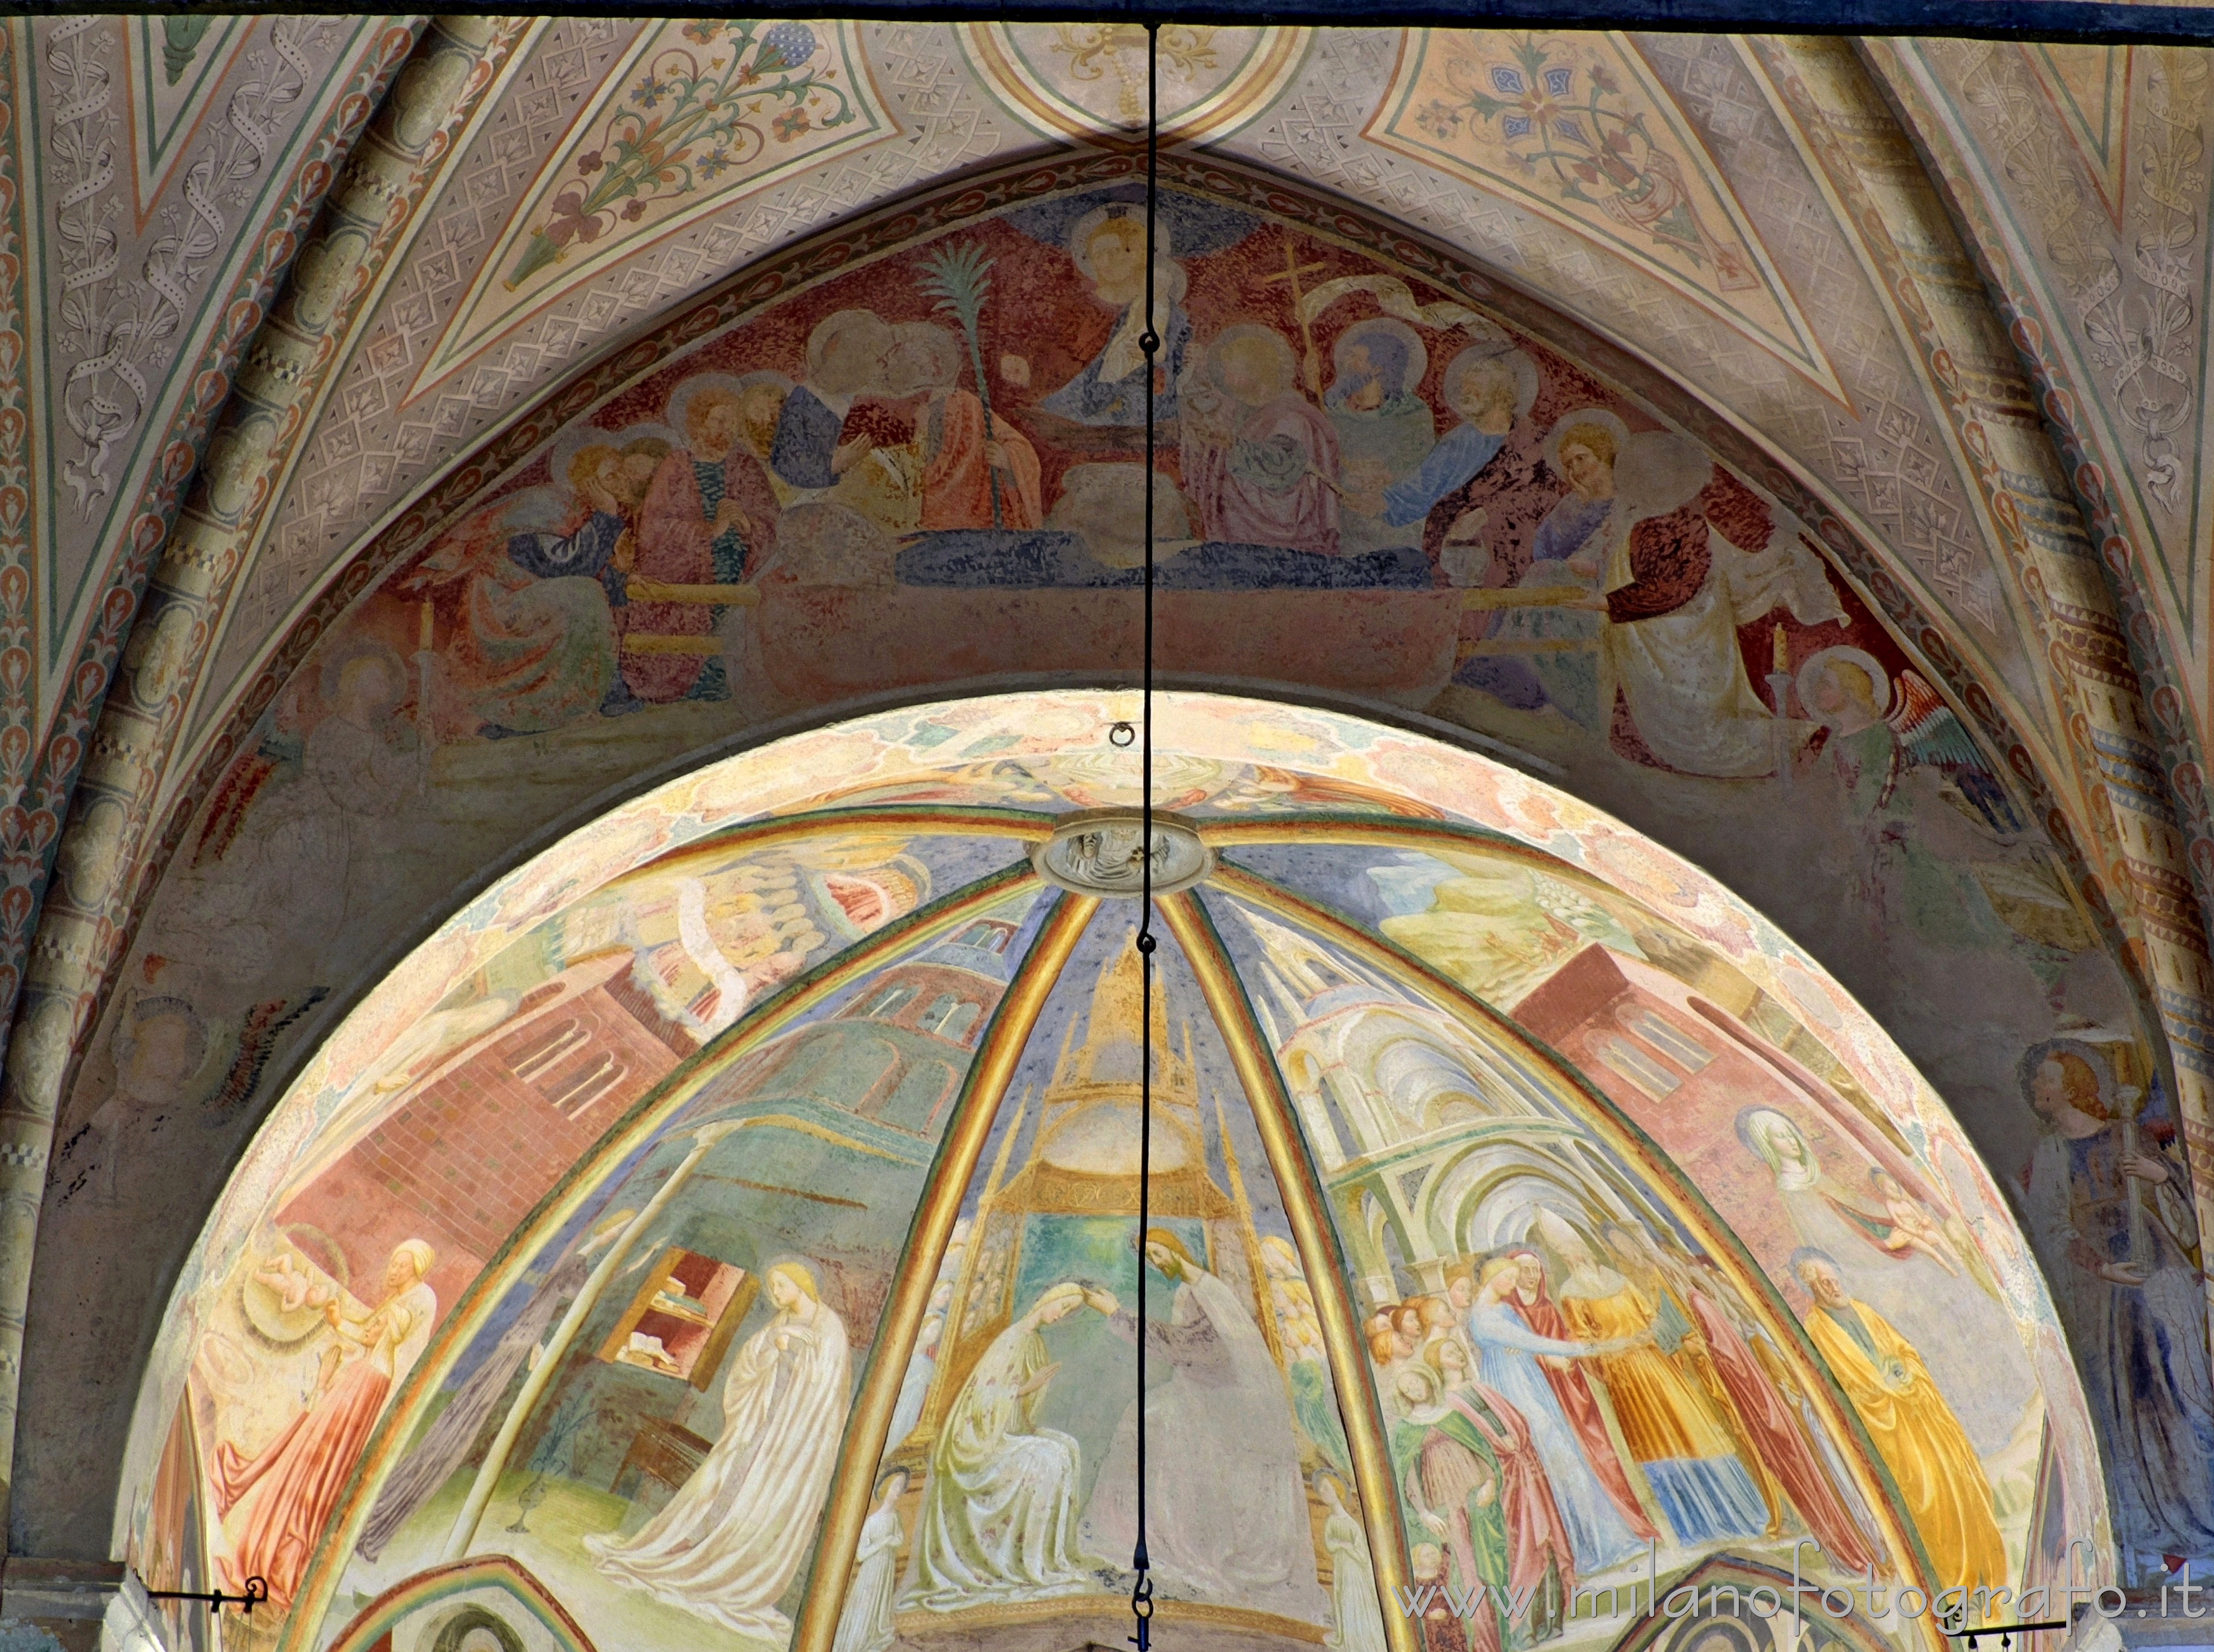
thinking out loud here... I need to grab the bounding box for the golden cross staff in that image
[1262,238,1331,395]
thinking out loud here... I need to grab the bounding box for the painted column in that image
[1161,892,1420,1652]
[789,892,1096,1652]
[1763,36,2214,1354]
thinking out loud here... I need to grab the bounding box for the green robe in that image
[1392,1409,1511,1642]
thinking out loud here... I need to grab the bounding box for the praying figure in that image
[834,1470,908,1652]
[587,1261,850,1640]
[1320,1474,1389,1652]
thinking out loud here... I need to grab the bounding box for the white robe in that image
[833,1501,903,1652]
[903,1319,1091,1609]
[1322,1501,1388,1652]
[1081,1266,1326,1621]
[586,1304,850,1639]
[1601,511,1843,778]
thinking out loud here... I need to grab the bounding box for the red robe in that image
[1686,1285,1876,1571]
[212,1357,392,1609]
[623,448,780,701]
[921,390,1042,531]
[1453,1387,1578,1607]
[1507,1287,1658,1539]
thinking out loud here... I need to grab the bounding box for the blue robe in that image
[1467,1301,1647,1572]
[1456,491,1613,721]
[509,510,626,602]
[771,386,847,490]
[1384,423,1507,527]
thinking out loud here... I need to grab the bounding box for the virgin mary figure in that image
[586,1261,850,1639]
[904,1281,1115,1609]
[1080,1229,1327,1621]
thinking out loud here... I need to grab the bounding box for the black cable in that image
[1130,21,1159,1652]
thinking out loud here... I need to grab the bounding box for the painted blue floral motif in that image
[1450,35,1759,291]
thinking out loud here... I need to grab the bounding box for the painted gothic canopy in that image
[127,692,2097,1652]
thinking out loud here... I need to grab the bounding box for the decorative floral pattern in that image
[507,21,853,287]
[1438,36,1757,290]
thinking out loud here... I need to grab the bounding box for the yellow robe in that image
[1560,1278,1741,1464]
[1805,1298,2006,1590]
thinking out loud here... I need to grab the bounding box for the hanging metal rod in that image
[141,1580,271,1616]
[3,2,2210,45]
[1947,1622,2069,1648]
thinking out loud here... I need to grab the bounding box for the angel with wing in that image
[1796,647,2020,834]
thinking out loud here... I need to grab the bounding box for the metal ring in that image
[1109,721,1136,747]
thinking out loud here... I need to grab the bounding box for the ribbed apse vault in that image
[122,690,2092,1652]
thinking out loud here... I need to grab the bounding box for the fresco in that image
[110,690,2109,1652]
[830,918,1372,1649]
[1200,889,2026,1621]
[1364,35,1838,395]
[958,23,1313,143]
[2,36,2210,1652]
[417,19,892,395]
[130,812,1046,1630]
[57,115,2187,1637]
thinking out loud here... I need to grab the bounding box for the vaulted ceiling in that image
[2,20,2211,1650]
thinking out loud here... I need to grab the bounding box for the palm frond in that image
[919,240,993,332]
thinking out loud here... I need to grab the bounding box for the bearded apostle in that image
[214,1240,438,1609]
[1606,1227,1875,1571]
[835,1470,908,1652]
[904,1281,1113,1609]
[889,322,1045,532]
[1794,1251,2007,1591]
[1181,326,1340,556]
[611,381,782,706]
